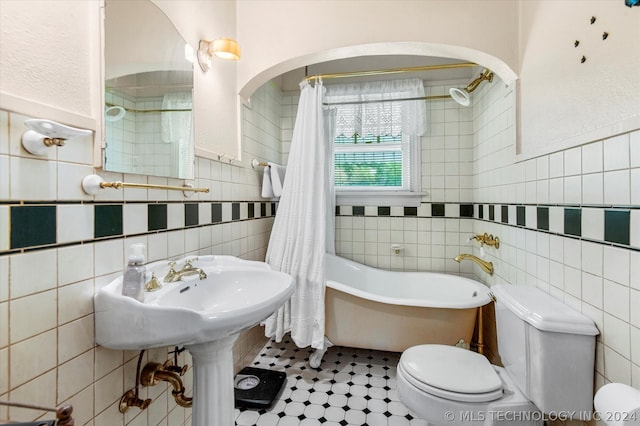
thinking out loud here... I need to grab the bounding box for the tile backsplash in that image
[0,82,280,424]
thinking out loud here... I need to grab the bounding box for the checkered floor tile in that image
[234,339,427,426]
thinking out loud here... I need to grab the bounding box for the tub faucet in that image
[454,253,494,275]
[164,259,207,282]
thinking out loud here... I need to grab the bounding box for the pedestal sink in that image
[94,255,294,426]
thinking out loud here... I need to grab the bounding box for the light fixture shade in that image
[211,38,241,60]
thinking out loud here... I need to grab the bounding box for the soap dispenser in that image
[122,243,146,301]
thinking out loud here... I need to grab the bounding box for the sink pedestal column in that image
[187,334,239,426]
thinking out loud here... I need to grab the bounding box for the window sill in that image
[336,191,426,207]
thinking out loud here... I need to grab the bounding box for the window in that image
[335,130,411,190]
[325,78,426,205]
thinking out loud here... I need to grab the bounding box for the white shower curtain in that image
[264,80,335,350]
[161,92,193,177]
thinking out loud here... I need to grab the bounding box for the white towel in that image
[269,163,286,197]
[261,166,275,198]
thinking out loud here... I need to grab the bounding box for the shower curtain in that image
[264,79,335,352]
[161,92,193,177]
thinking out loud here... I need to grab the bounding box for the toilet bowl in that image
[397,285,599,426]
[397,345,540,426]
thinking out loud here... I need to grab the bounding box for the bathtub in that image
[325,254,492,353]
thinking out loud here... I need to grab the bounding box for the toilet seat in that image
[399,344,504,403]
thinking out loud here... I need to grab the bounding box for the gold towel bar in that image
[99,181,209,193]
[251,159,269,169]
[0,400,74,425]
[82,174,209,195]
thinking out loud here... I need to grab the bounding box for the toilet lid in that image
[400,345,503,403]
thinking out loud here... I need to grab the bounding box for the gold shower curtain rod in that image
[305,62,478,81]
[323,94,451,106]
[314,64,494,106]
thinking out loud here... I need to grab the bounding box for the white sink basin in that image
[94,255,294,350]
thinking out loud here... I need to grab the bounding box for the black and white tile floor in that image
[234,339,428,426]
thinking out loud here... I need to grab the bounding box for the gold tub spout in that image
[140,362,193,408]
[454,253,494,275]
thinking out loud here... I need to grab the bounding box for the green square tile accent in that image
[212,203,222,223]
[94,204,123,238]
[248,203,255,218]
[352,206,365,216]
[271,202,277,216]
[431,204,445,217]
[537,207,549,231]
[460,204,473,218]
[564,208,582,237]
[10,205,56,249]
[404,207,417,216]
[604,210,630,245]
[232,203,240,220]
[378,206,390,216]
[516,206,525,226]
[185,203,199,226]
[148,204,167,231]
[478,204,484,219]
[501,205,509,223]
[335,206,341,215]
[489,205,495,221]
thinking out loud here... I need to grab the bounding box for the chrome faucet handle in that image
[168,261,177,271]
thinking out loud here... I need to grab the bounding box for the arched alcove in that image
[239,42,518,100]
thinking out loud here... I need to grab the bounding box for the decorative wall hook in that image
[602,32,609,40]
[22,119,92,156]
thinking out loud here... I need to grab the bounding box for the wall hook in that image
[590,16,597,24]
[602,32,609,40]
[574,40,580,47]
[581,56,587,63]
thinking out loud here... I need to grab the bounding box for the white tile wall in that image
[472,78,640,401]
[0,91,277,425]
[332,70,640,413]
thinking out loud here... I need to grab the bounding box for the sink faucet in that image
[454,253,494,275]
[164,259,207,282]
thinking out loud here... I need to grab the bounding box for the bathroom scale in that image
[233,367,287,409]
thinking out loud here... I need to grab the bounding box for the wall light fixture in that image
[197,38,241,72]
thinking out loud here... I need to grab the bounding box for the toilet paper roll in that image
[594,383,640,425]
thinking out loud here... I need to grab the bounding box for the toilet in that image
[397,284,599,425]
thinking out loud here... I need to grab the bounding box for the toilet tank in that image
[492,285,599,420]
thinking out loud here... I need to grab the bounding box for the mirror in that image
[104,0,194,179]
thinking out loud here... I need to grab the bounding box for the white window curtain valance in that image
[324,78,426,137]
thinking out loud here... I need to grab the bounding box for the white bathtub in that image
[325,254,492,353]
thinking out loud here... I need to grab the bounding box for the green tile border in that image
[1,200,275,256]
[10,205,56,249]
